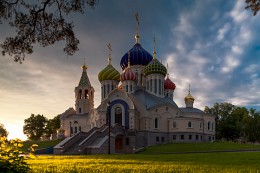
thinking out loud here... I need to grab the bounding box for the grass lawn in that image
[140,141,260,154]
[22,139,62,152]
[27,142,260,172]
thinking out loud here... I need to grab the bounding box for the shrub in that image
[0,137,37,173]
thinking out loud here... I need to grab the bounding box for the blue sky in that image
[0,0,259,140]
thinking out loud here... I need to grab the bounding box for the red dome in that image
[164,78,176,90]
[120,68,136,81]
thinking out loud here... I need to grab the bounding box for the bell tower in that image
[75,63,94,114]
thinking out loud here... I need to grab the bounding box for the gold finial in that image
[127,51,131,68]
[134,13,140,44]
[153,36,156,59]
[188,83,191,94]
[81,57,88,70]
[107,43,112,65]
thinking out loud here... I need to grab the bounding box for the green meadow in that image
[27,142,260,172]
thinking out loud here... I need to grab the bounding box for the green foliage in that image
[45,115,60,138]
[0,0,98,63]
[23,114,48,140]
[0,137,37,173]
[0,123,8,137]
[205,102,260,142]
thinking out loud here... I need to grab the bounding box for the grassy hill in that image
[140,142,260,154]
[22,139,62,152]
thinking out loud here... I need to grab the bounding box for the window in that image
[155,118,158,129]
[84,89,88,98]
[166,107,168,111]
[208,121,210,130]
[79,126,81,132]
[147,81,149,90]
[188,121,192,128]
[201,136,203,140]
[78,90,82,99]
[212,122,214,130]
[70,126,73,134]
[150,79,152,92]
[126,85,128,92]
[209,136,211,141]
[200,122,202,129]
[189,135,192,140]
[156,136,159,142]
[161,137,164,142]
[112,85,114,90]
[159,79,161,95]
[196,135,198,140]
[173,135,176,140]
[79,107,82,113]
[126,137,129,145]
[107,84,110,93]
[154,79,157,94]
[181,135,184,140]
[115,107,122,125]
[130,85,133,92]
[74,126,77,134]
[173,121,177,128]
[103,85,106,98]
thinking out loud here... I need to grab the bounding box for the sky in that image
[0,0,260,140]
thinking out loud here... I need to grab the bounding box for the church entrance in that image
[115,107,122,125]
[115,135,124,153]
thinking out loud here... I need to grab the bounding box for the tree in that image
[245,0,260,16]
[205,102,235,140]
[0,123,8,137]
[0,0,98,63]
[45,115,60,137]
[243,108,260,142]
[23,114,47,140]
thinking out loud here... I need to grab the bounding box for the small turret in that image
[184,84,195,108]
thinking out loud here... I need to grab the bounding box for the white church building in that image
[54,19,215,154]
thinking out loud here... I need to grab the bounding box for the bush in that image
[0,137,37,173]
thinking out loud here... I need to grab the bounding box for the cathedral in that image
[54,18,215,154]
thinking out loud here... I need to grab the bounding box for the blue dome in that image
[120,43,153,70]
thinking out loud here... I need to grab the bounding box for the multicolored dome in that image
[98,64,120,82]
[164,78,176,90]
[143,58,167,77]
[120,43,153,70]
[121,67,136,81]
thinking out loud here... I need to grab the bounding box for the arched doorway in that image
[115,135,124,153]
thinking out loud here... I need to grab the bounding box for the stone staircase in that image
[54,124,125,155]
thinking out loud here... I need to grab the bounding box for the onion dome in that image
[98,45,120,82]
[143,37,167,77]
[164,78,176,90]
[120,43,153,70]
[98,64,120,82]
[121,52,136,81]
[184,84,195,102]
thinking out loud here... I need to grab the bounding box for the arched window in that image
[79,107,82,113]
[78,90,82,99]
[159,79,161,95]
[200,122,202,129]
[208,121,210,130]
[154,79,157,94]
[150,79,152,92]
[115,107,122,125]
[188,121,192,128]
[155,118,159,129]
[212,122,214,130]
[84,89,88,99]
[173,121,177,128]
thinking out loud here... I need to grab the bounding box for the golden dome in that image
[184,84,195,102]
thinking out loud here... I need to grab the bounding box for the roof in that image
[78,68,92,87]
[129,88,178,110]
[179,107,204,113]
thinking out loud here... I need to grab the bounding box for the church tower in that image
[75,64,94,114]
[184,84,195,108]
[164,64,176,100]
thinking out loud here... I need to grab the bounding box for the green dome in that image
[98,64,120,82]
[143,59,167,77]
